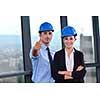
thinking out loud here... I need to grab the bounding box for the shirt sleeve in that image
[29,48,39,60]
[72,52,86,79]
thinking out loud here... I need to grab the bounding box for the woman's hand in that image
[76,65,84,71]
[58,71,73,80]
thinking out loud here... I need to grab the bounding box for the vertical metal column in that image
[60,16,68,48]
[92,16,100,83]
[21,16,32,83]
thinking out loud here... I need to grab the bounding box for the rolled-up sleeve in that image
[29,48,39,60]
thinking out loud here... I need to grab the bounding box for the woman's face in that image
[63,36,76,49]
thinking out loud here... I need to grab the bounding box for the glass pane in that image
[67,16,96,83]
[0,16,24,74]
[30,16,62,51]
[67,16,95,63]
[0,75,25,83]
[84,67,96,83]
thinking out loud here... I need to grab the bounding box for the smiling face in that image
[63,36,76,49]
[39,31,53,46]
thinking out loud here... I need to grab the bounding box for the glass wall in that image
[67,16,96,82]
[0,16,24,82]
[0,75,25,83]
[84,67,96,83]
[30,16,62,51]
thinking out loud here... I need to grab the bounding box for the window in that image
[67,16,95,63]
[67,16,96,82]
[84,67,96,83]
[0,75,25,83]
[0,16,24,82]
[30,16,62,51]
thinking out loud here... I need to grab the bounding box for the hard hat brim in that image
[39,30,54,33]
[61,33,77,38]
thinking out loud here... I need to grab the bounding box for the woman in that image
[51,26,86,83]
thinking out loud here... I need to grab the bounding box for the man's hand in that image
[32,39,42,56]
[34,40,42,51]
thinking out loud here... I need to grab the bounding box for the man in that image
[30,22,55,83]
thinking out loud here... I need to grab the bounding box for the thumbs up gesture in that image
[32,39,42,56]
[34,39,42,51]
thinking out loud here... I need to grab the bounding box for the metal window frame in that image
[21,16,32,83]
[92,16,100,82]
[60,16,68,48]
[0,71,31,78]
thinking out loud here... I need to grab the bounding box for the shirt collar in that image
[41,43,50,50]
[65,48,75,55]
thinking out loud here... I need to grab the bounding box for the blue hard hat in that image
[61,26,77,38]
[39,22,54,33]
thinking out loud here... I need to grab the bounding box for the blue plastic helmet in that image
[39,22,54,33]
[61,26,77,38]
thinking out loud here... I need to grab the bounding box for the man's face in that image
[63,36,76,49]
[39,31,53,45]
